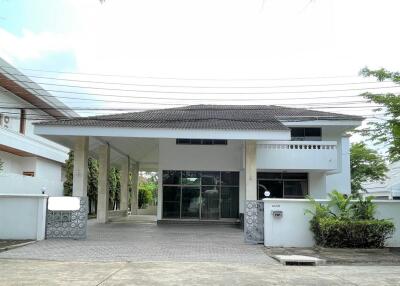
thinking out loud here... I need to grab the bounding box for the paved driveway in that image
[0,219,274,264]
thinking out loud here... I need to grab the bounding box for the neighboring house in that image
[0,58,77,196]
[34,105,363,223]
[362,161,400,200]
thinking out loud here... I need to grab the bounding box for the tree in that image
[0,158,3,173]
[63,151,74,196]
[138,180,156,208]
[360,67,400,162]
[350,142,388,194]
[87,158,99,213]
[108,167,120,210]
[63,152,99,214]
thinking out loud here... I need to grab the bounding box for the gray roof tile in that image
[35,105,363,131]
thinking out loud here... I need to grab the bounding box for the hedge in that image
[310,217,395,248]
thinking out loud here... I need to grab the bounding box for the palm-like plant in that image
[327,190,354,220]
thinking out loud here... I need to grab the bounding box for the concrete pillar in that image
[130,163,139,215]
[157,169,162,220]
[245,140,257,200]
[119,157,130,214]
[97,144,110,223]
[72,137,89,197]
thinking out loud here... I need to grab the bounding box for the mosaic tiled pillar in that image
[244,200,264,244]
[46,197,88,239]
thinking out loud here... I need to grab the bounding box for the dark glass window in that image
[305,128,321,137]
[257,172,308,199]
[290,128,322,141]
[282,173,308,180]
[201,171,220,185]
[163,170,181,185]
[176,139,227,145]
[221,172,239,186]
[162,186,181,218]
[258,180,284,199]
[176,139,190,144]
[181,171,201,185]
[284,181,307,198]
[213,140,227,145]
[257,172,282,180]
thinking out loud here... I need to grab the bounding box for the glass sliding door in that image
[162,170,239,220]
[162,186,181,218]
[221,186,239,218]
[181,187,200,218]
[201,186,220,220]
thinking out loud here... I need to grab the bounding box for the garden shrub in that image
[311,217,395,248]
[307,191,395,248]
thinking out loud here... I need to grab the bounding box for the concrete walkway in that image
[1,259,400,285]
[0,219,273,263]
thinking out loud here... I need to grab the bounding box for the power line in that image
[1,71,388,89]
[0,101,382,110]
[1,83,398,107]
[3,76,399,96]
[0,65,360,82]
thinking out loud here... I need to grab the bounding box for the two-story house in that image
[0,58,77,196]
[34,104,363,223]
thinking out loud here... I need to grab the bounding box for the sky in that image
[0,0,399,128]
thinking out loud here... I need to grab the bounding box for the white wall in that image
[323,127,351,195]
[158,139,243,171]
[0,151,63,196]
[264,198,400,247]
[0,194,47,240]
[308,172,327,199]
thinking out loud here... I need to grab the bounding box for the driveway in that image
[1,259,400,286]
[0,219,274,264]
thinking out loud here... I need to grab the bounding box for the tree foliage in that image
[108,167,120,210]
[0,158,3,173]
[359,67,400,162]
[138,179,157,208]
[63,152,123,213]
[350,142,388,194]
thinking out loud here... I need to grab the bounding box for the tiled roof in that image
[35,105,363,131]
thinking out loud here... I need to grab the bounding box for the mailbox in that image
[271,210,283,218]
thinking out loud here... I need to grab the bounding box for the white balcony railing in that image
[256,141,338,171]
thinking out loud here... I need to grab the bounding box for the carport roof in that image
[35,105,363,131]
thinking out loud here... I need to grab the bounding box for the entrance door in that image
[201,186,220,220]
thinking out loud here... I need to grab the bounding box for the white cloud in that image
[0,28,72,63]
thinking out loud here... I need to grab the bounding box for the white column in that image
[130,163,139,215]
[72,137,89,197]
[245,140,257,200]
[157,169,162,220]
[97,144,110,223]
[120,156,130,215]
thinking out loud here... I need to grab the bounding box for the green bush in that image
[306,191,395,248]
[311,217,395,248]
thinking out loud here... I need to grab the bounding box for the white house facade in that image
[34,104,363,223]
[362,161,400,200]
[0,58,77,196]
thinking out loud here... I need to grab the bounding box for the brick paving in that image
[0,219,275,264]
